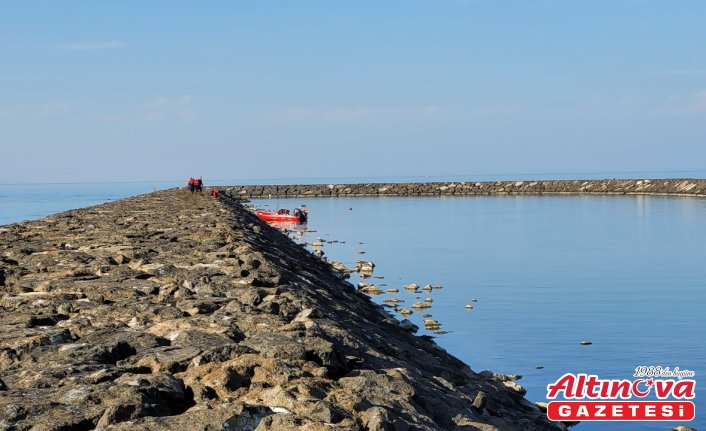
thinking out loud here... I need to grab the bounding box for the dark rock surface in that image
[0,190,565,430]
[224,179,706,198]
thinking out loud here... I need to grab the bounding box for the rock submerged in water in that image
[382,298,404,304]
[403,283,419,292]
[359,261,375,272]
[360,286,383,295]
[330,260,354,274]
[0,190,564,431]
[397,307,413,317]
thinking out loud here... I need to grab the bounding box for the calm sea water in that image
[252,195,706,431]
[0,182,181,225]
[1,181,704,429]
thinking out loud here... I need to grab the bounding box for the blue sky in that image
[1,0,705,183]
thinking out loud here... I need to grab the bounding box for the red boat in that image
[256,207,308,224]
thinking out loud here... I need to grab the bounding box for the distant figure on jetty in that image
[185,176,203,193]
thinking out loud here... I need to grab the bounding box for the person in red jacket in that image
[186,177,195,193]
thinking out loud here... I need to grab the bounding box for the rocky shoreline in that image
[224,179,706,199]
[0,189,564,430]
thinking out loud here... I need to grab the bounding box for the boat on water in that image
[256,206,308,224]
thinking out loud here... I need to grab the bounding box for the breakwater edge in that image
[0,190,565,430]
[224,178,706,198]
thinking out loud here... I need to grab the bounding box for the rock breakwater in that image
[0,190,564,430]
[225,179,706,198]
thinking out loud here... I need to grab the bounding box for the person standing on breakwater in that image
[185,177,203,193]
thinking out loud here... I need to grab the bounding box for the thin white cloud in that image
[649,69,706,76]
[426,0,485,5]
[585,97,645,114]
[679,90,706,114]
[140,96,196,123]
[0,101,73,120]
[53,40,125,51]
[0,106,22,120]
[648,91,706,116]
[255,104,520,126]
[586,90,706,117]
[271,106,440,125]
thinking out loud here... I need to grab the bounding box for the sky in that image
[1,0,705,183]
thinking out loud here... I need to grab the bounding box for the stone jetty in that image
[225,178,706,198]
[0,190,564,430]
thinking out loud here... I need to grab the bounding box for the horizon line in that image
[1,169,706,187]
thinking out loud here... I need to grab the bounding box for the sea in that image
[1,175,704,430]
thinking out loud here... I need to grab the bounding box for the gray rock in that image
[472,391,487,411]
[398,319,419,333]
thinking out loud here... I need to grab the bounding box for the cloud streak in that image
[0,101,74,120]
[585,90,706,117]
[269,106,440,125]
[140,96,196,123]
[649,69,706,76]
[53,40,125,51]
[255,104,520,126]
[678,90,706,114]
